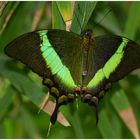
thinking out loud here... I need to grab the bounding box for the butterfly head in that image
[81,29,93,51]
[81,29,93,37]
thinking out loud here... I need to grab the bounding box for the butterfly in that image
[4,28,140,125]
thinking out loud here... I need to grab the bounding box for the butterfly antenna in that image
[94,8,112,28]
[47,122,52,137]
[77,2,88,30]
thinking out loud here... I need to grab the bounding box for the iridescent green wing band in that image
[87,38,129,88]
[38,30,77,89]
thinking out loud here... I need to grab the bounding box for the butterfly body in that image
[4,29,140,124]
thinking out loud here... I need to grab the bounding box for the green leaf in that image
[52,1,65,29]
[111,89,139,138]
[0,55,45,107]
[0,85,15,120]
[20,106,41,138]
[56,1,74,22]
[0,2,46,52]
[124,2,140,39]
[95,11,123,35]
[71,1,97,34]
[4,119,14,138]
[71,112,85,138]
[98,109,116,138]
[111,90,130,111]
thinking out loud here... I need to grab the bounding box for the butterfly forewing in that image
[4,32,47,77]
[83,35,123,87]
[109,39,140,82]
[4,29,83,90]
[86,35,140,93]
[46,30,83,86]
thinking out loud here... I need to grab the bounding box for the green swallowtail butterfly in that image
[4,28,140,125]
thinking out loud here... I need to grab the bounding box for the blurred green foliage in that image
[0,1,140,138]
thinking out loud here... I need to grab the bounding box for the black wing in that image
[4,29,83,87]
[85,35,140,93]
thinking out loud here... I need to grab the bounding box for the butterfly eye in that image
[85,29,93,36]
[85,32,89,36]
[81,29,92,37]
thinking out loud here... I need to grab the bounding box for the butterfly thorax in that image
[81,29,93,51]
[81,29,94,85]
